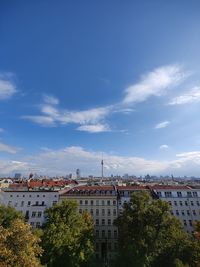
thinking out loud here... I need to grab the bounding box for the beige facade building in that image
[60,185,118,263]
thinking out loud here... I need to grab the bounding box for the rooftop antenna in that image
[101,153,104,182]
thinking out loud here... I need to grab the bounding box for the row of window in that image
[168,200,200,206]
[96,242,118,251]
[8,200,57,207]
[95,229,118,238]
[9,194,57,198]
[30,221,41,227]
[31,211,42,218]
[95,218,115,226]
[79,200,116,206]
[158,191,198,198]
[183,220,193,227]
[172,210,200,216]
[79,208,117,216]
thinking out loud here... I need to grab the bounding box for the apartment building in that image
[151,185,200,232]
[0,188,59,227]
[60,185,118,263]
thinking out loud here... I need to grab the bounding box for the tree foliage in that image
[0,218,43,267]
[114,191,200,267]
[41,200,94,267]
[0,205,23,228]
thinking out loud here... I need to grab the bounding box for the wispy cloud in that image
[160,144,169,150]
[155,121,170,129]
[169,86,200,105]
[123,65,186,104]
[0,128,4,133]
[23,102,112,129]
[43,94,59,105]
[0,76,17,100]
[0,142,19,154]
[77,124,110,133]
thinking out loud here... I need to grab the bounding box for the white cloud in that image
[0,79,16,100]
[23,103,111,129]
[0,142,19,154]
[169,86,200,105]
[43,95,59,105]
[22,115,55,126]
[160,144,169,150]
[155,121,170,129]
[77,124,111,133]
[0,128,4,133]
[123,65,186,104]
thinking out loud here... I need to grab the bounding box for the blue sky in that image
[1,0,200,177]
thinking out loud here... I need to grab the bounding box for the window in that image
[113,200,116,205]
[113,209,117,216]
[114,230,118,238]
[102,209,105,216]
[35,201,39,206]
[32,212,36,218]
[10,195,13,197]
[42,201,45,206]
[107,200,110,206]
[8,201,12,206]
[189,220,192,226]
[102,200,105,206]
[193,210,196,216]
[30,222,34,226]
[79,209,82,214]
[96,243,99,250]
[183,220,187,226]
[43,195,45,198]
[164,192,172,198]
[29,195,32,198]
[157,192,162,197]
[96,209,99,216]
[179,201,183,206]
[176,210,179,216]
[91,200,93,205]
[193,192,198,197]
[23,195,25,197]
[102,230,105,238]
[108,243,111,251]
[14,202,18,207]
[96,219,99,225]
[79,200,82,205]
[191,201,194,206]
[38,212,42,218]
[185,201,188,206]
[114,243,118,251]
[21,201,24,207]
[54,195,57,198]
[107,209,111,216]
[197,201,200,206]
[96,200,99,206]
[174,201,177,206]
[96,230,99,238]
[187,210,190,215]
[108,219,111,225]
[177,192,182,197]
[108,230,111,238]
[36,222,40,228]
[187,192,192,197]
[168,201,172,206]
[37,195,39,198]
[90,209,93,215]
[102,219,105,225]
[181,210,185,216]
[17,195,19,197]
[85,200,88,205]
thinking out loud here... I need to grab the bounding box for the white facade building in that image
[0,188,59,227]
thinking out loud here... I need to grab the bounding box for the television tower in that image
[101,158,104,180]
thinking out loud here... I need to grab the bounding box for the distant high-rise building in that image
[14,173,22,179]
[76,169,80,179]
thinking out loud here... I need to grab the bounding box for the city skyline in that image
[1,1,200,176]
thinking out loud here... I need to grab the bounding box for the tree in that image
[41,200,94,267]
[0,218,43,267]
[0,205,23,228]
[114,191,200,267]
